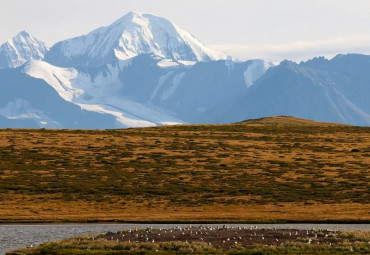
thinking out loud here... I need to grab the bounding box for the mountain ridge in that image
[44,12,228,68]
[0,31,48,69]
[0,12,369,128]
[209,56,370,126]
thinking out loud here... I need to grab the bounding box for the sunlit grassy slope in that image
[0,116,369,223]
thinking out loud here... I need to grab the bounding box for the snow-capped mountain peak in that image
[45,12,228,67]
[0,31,48,69]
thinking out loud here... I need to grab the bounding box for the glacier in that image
[21,56,273,128]
[0,12,369,128]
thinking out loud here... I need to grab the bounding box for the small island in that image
[7,226,370,254]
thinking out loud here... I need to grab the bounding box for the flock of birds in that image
[102,225,337,248]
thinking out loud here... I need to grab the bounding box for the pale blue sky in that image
[2,0,370,61]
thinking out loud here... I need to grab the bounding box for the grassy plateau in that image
[0,116,369,223]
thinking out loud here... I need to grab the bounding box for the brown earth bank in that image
[0,116,369,223]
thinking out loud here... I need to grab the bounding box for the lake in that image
[1,223,369,255]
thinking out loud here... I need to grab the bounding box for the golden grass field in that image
[0,116,369,223]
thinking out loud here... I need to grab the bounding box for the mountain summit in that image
[0,31,48,69]
[1,13,369,128]
[45,12,228,67]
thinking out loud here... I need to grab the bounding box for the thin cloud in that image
[210,35,370,62]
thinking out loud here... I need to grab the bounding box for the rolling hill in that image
[0,116,368,223]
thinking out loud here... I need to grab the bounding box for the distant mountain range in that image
[0,12,369,128]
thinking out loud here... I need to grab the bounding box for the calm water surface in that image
[1,223,369,255]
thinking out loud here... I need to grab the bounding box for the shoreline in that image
[7,227,370,255]
[1,219,370,225]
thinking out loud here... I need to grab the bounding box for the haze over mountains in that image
[0,12,369,128]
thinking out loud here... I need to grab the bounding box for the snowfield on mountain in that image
[0,12,369,128]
